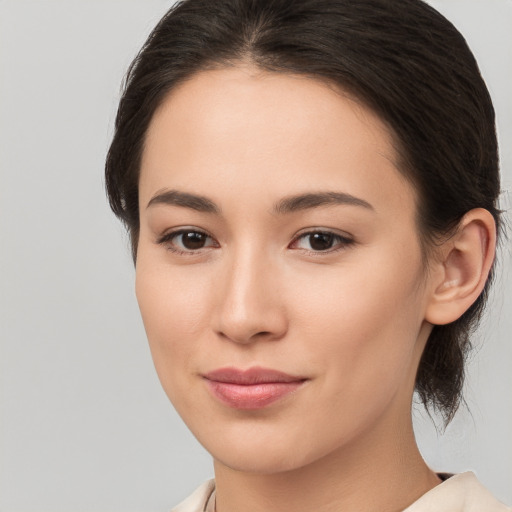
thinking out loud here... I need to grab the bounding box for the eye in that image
[290,230,354,253]
[157,229,218,254]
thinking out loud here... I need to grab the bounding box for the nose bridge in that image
[213,240,286,344]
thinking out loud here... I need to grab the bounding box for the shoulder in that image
[171,474,511,512]
[170,479,215,512]
[403,472,511,512]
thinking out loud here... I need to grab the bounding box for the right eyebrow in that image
[146,189,221,214]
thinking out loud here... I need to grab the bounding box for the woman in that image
[105,0,510,510]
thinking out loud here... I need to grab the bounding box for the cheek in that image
[290,249,426,389]
[134,258,214,391]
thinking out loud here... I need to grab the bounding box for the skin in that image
[135,65,495,512]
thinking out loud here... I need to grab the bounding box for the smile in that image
[203,366,308,409]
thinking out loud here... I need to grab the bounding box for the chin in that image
[192,419,341,475]
[213,444,315,475]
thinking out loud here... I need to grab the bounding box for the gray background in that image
[0,1,510,510]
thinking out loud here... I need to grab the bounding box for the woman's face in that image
[136,66,435,474]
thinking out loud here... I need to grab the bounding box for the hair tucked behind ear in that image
[105,0,501,425]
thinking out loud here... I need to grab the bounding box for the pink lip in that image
[203,367,307,409]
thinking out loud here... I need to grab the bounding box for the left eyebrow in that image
[273,192,374,214]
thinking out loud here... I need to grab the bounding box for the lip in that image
[203,366,307,409]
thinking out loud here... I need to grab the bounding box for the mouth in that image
[202,366,308,410]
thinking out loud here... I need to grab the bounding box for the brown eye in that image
[291,230,354,253]
[308,233,335,251]
[157,229,217,254]
[180,231,208,250]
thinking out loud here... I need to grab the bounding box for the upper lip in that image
[203,366,306,385]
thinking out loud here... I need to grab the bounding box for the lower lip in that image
[205,380,305,409]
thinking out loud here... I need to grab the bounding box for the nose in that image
[212,247,288,345]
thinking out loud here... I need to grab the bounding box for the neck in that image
[213,407,441,512]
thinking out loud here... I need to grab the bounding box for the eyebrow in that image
[273,191,374,214]
[146,189,374,215]
[146,189,221,214]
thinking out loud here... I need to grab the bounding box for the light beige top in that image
[171,473,511,512]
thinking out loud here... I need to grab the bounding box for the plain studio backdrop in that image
[0,1,511,510]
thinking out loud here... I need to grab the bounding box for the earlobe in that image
[425,208,496,326]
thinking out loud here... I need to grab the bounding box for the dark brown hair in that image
[105,0,501,424]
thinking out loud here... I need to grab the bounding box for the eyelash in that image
[290,230,355,255]
[156,228,355,256]
[156,228,218,256]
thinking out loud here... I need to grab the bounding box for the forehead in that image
[140,65,415,216]
[145,65,397,157]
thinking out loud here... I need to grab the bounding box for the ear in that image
[425,208,497,326]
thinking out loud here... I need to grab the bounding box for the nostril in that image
[211,261,288,344]
[217,328,284,345]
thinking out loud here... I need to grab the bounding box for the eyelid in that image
[289,228,355,253]
[156,227,219,255]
